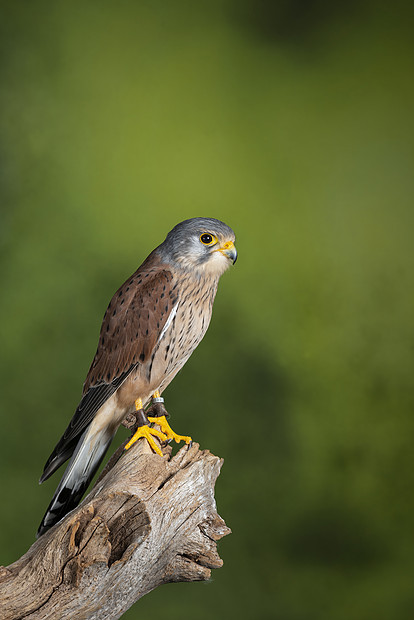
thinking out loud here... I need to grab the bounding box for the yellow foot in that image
[147,415,192,445]
[125,424,167,457]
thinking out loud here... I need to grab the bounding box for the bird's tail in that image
[37,426,115,538]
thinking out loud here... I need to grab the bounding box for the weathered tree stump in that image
[0,435,230,619]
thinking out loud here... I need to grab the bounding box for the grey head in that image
[157,217,237,275]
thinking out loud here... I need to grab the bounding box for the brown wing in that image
[40,263,178,482]
[84,265,177,392]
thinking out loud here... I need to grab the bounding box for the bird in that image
[37,217,237,537]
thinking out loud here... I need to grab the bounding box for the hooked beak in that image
[217,240,237,264]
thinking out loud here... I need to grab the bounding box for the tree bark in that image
[0,435,230,619]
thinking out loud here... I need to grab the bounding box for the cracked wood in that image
[0,438,230,619]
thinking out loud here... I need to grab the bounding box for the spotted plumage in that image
[37,217,237,537]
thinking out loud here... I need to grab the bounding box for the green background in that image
[1,2,414,618]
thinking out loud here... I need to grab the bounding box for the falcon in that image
[37,217,237,537]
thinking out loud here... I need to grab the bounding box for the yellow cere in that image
[214,240,235,255]
[221,241,235,251]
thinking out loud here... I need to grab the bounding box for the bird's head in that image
[159,217,237,276]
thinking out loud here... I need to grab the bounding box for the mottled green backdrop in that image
[1,1,413,618]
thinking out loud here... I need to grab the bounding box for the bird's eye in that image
[200,233,217,246]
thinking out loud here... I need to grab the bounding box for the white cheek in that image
[200,250,230,276]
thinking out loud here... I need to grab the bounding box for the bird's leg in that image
[147,390,169,418]
[124,398,168,457]
[147,391,192,446]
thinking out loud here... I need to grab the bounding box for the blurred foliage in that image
[1,1,414,618]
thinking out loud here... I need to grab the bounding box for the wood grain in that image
[0,436,230,619]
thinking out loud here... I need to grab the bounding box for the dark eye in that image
[200,233,217,246]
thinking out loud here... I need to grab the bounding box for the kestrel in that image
[37,217,237,537]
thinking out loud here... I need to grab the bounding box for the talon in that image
[147,415,192,445]
[124,398,168,456]
[125,425,167,456]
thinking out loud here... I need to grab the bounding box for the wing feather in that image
[40,262,178,482]
[84,266,177,391]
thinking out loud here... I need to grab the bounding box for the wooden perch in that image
[0,434,230,619]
